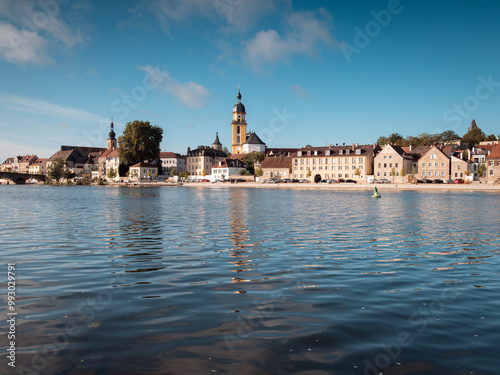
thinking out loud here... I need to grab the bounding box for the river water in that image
[1,185,499,375]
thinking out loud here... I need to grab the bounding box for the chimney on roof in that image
[409,145,412,152]
[343,143,345,146]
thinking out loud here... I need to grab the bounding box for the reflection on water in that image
[1,186,499,375]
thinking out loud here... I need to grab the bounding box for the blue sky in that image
[1,0,499,162]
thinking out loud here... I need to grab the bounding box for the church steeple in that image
[107,119,117,150]
[231,86,247,154]
[212,131,222,151]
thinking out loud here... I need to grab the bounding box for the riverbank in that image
[180,181,500,192]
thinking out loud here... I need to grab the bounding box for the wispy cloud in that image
[244,9,336,72]
[0,95,101,122]
[0,0,88,65]
[290,84,312,99]
[137,65,210,108]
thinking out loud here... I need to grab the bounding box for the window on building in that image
[384,163,387,168]
[422,162,425,167]
[389,163,392,168]
[441,171,445,176]
[435,162,438,167]
[428,162,432,167]
[377,172,380,176]
[441,162,445,167]
[457,165,460,169]
[378,163,381,168]
[384,155,387,159]
[435,171,439,176]
[422,171,426,176]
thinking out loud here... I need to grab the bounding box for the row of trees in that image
[377,122,498,148]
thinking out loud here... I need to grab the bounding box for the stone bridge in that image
[0,172,49,184]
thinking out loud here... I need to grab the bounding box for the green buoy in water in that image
[372,186,381,199]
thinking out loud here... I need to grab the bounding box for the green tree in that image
[118,120,163,166]
[242,151,265,174]
[354,168,361,177]
[107,167,117,179]
[485,134,497,141]
[170,167,177,176]
[63,170,76,180]
[306,169,312,178]
[440,130,460,143]
[477,162,487,178]
[390,167,396,183]
[223,146,232,157]
[401,168,406,181]
[463,127,485,147]
[377,136,389,146]
[48,158,66,182]
[255,167,263,177]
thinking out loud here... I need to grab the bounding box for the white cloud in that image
[137,65,210,108]
[290,84,312,99]
[0,0,87,65]
[0,95,101,122]
[244,9,336,72]
[163,79,210,108]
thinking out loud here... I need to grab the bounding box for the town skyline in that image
[1,0,500,164]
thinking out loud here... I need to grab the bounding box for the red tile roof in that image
[130,162,157,168]
[99,149,119,158]
[487,142,500,159]
[261,156,292,170]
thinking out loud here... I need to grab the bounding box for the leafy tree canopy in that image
[118,120,163,166]
[48,158,66,182]
[462,127,485,147]
[241,151,265,174]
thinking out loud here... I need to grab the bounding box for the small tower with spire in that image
[212,132,222,151]
[231,86,247,154]
[107,119,117,150]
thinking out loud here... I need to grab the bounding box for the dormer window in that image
[307,151,311,156]
[346,149,350,155]
[314,151,318,156]
[339,150,343,155]
[297,151,302,157]
[325,150,330,156]
[356,149,361,155]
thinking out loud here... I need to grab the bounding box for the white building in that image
[129,162,158,181]
[211,158,247,181]
[159,152,186,176]
[242,132,266,153]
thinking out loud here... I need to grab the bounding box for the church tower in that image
[212,132,222,151]
[231,87,247,155]
[107,119,117,150]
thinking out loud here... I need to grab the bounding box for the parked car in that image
[378,178,391,184]
[454,179,465,184]
[432,179,443,184]
[337,178,345,183]
[370,179,380,184]
[299,179,310,183]
[320,179,328,183]
[345,179,357,183]
[444,179,453,184]
[292,179,300,183]
[282,179,292,183]
[327,179,337,184]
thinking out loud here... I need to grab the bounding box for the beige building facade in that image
[186,146,226,177]
[292,144,375,182]
[374,145,414,183]
[486,142,500,183]
[418,146,452,180]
